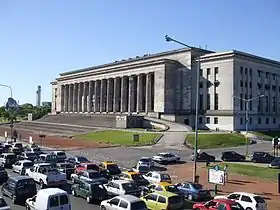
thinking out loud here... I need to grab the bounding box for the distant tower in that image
[36,85,42,107]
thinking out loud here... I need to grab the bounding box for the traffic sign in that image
[214,165,220,171]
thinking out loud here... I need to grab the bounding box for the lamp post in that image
[0,84,13,98]
[232,94,264,156]
[165,35,200,182]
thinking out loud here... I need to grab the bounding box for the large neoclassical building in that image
[51,47,280,131]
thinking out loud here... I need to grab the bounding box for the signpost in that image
[208,165,225,195]
[133,134,139,142]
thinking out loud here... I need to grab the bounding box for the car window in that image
[110,198,120,206]
[230,203,244,210]
[228,194,241,200]
[59,195,69,205]
[205,201,217,208]
[119,200,128,208]
[146,172,152,177]
[113,183,120,189]
[217,203,226,210]
[183,183,190,188]
[49,196,59,207]
[254,196,265,203]
[152,174,159,179]
[160,174,171,181]
[146,193,158,201]
[155,186,163,191]
[157,196,166,203]
[131,201,147,210]
[241,195,252,202]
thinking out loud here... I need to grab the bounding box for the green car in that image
[71,180,108,203]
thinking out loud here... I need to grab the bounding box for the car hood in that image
[152,156,163,159]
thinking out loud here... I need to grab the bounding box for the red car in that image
[75,162,100,174]
[193,198,244,210]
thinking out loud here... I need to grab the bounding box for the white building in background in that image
[51,47,280,131]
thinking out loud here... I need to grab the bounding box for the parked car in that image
[18,152,37,162]
[221,151,246,162]
[0,153,17,168]
[2,144,12,153]
[25,188,71,210]
[138,157,154,168]
[250,152,275,163]
[100,161,121,176]
[24,147,43,157]
[191,152,216,162]
[71,179,108,203]
[269,157,280,168]
[67,156,90,165]
[2,176,37,204]
[12,160,34,174]
[0,167,8,184]
[132,164,150,174]
[51,151,67,162]
[36,154,57,164]
[175,182,211,201]
[71,170,108,184]
[0,196,10,210]
[143,171,172,184]
[141,182,184,198]
[193,198,245,210]
[101,195,148,210]
[119,171,149,186]
[152,153,180,164]
[104,180,141,197]
[140,191,183,210]
[11,143,23,151]
[215,192,267,210]
[8,147,22,155]
[75,162,100,173]
[56,162,75,180]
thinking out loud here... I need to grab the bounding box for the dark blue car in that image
[176,182,211,201]
[269,157,280,168]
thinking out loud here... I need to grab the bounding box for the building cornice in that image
[50,81,57,85]
[56,59,179,82]
[60,47,213,77]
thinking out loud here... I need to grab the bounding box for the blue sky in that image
[0,0,279,105]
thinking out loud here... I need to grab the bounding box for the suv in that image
[71,180,108,203]
[0,153,17,168]
[2,176,36,204]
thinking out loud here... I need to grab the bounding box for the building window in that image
[272,97,276,112]
[272,85,276,91]
[249,82,252,88]
[240,93,243,111]
[249,68,252,76]
[199,82,203,88]
[240,81,243,87]
[207,68,210,75]
[266,118,269,124]
[265,96,269,112]
[214,67,219,74]
[249,117,252,124]
[207,94,210,110]
[258,71,261,77]
[258,117,261,124]
[279,86,280,92]
[257,83,262,90]
[257,98,261,112]
[214,117,218,124]
[273,118,276,124]
[245,68,247,74]
[199,94,203,110]
[240,67,243,74]
[266,72,269,78]
[199,117,203,124]
[249,94,252,111]
[206,117,210,124]
[214,93,219,110]
[240,118,243,125]
[273,74,276,80]
[245,82,247,88]
[199,69,203,76]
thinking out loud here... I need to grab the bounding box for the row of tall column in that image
[60,73,154,113]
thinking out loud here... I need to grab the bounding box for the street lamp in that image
[232,94,264,156]
[165,35,200,183]
[0,84,13,98]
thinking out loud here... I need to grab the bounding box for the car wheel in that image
[26,204,31,210]
[86,196,91,203]
[187,194,193,201]
[245,208,253,210]
[72,190,76,196]
[252,159,257,163]
[101,205,106,210]
[12,195,17,204]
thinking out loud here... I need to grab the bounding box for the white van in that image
[25,188,71,210]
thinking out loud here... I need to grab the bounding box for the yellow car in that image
[141,191,184,210]
[99,161,121,175]
[119,171,149,186]
[144,182,184,197]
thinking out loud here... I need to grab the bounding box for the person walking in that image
[224,165,229,182]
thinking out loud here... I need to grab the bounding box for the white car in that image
[138,157,154,168]
[12,160,34,174]
[143,171,171,184]
[100,195,148,210]
[0,196,10,210]
[152,152,180,164]
[104,180,141,197]
[215,192,267,210]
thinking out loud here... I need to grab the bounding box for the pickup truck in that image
[25,163,67,189]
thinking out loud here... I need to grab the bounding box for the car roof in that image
[85,170,99,173]
[18,160,33,163]
[124,171,139,175]
[38,188,66,195]
[35,163,52,166]
[158,152,169,155]
[116,194,141,202]
[112,180,132,184]
[80,162,96,165]
[140,157,150,159]
[158,182,172,186]
[232,192,259,197]
[153,191,178,197]
[214,198,237,204]
[10,175,33,181]
[1,153,15,155]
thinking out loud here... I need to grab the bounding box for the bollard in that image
[214,184,218,195]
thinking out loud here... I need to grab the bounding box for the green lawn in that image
[75,130,161,146]
[217,163,278,181]
[250,131,280,141]
[186,133,246,149]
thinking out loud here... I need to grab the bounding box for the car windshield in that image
[166,185,179,192]
[138,166,149,172]
[89,172,103,179]
[140,158,149,162]
[131,201,147,209]
[122,182,138,191]
[131,174,144,180]
[0,198,8,207]
[192,183,203,189]
[26,153,36,157]
[107,164,119,171]
[87,164,100,171]
[168,195,182,204]
[7,154,16,159]
[230,203,245,210]
[17,179,36,194]
[254,196,265,203]
[23,162,34,168]
[57,152,66,156]
[60,163,74,169]
[33,148,41,152]
[91,184,106,192]
[160,174,171,181]
[46,155,57,161]
[77,156,89,162]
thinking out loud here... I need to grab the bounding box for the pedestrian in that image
[224,164,228,182]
